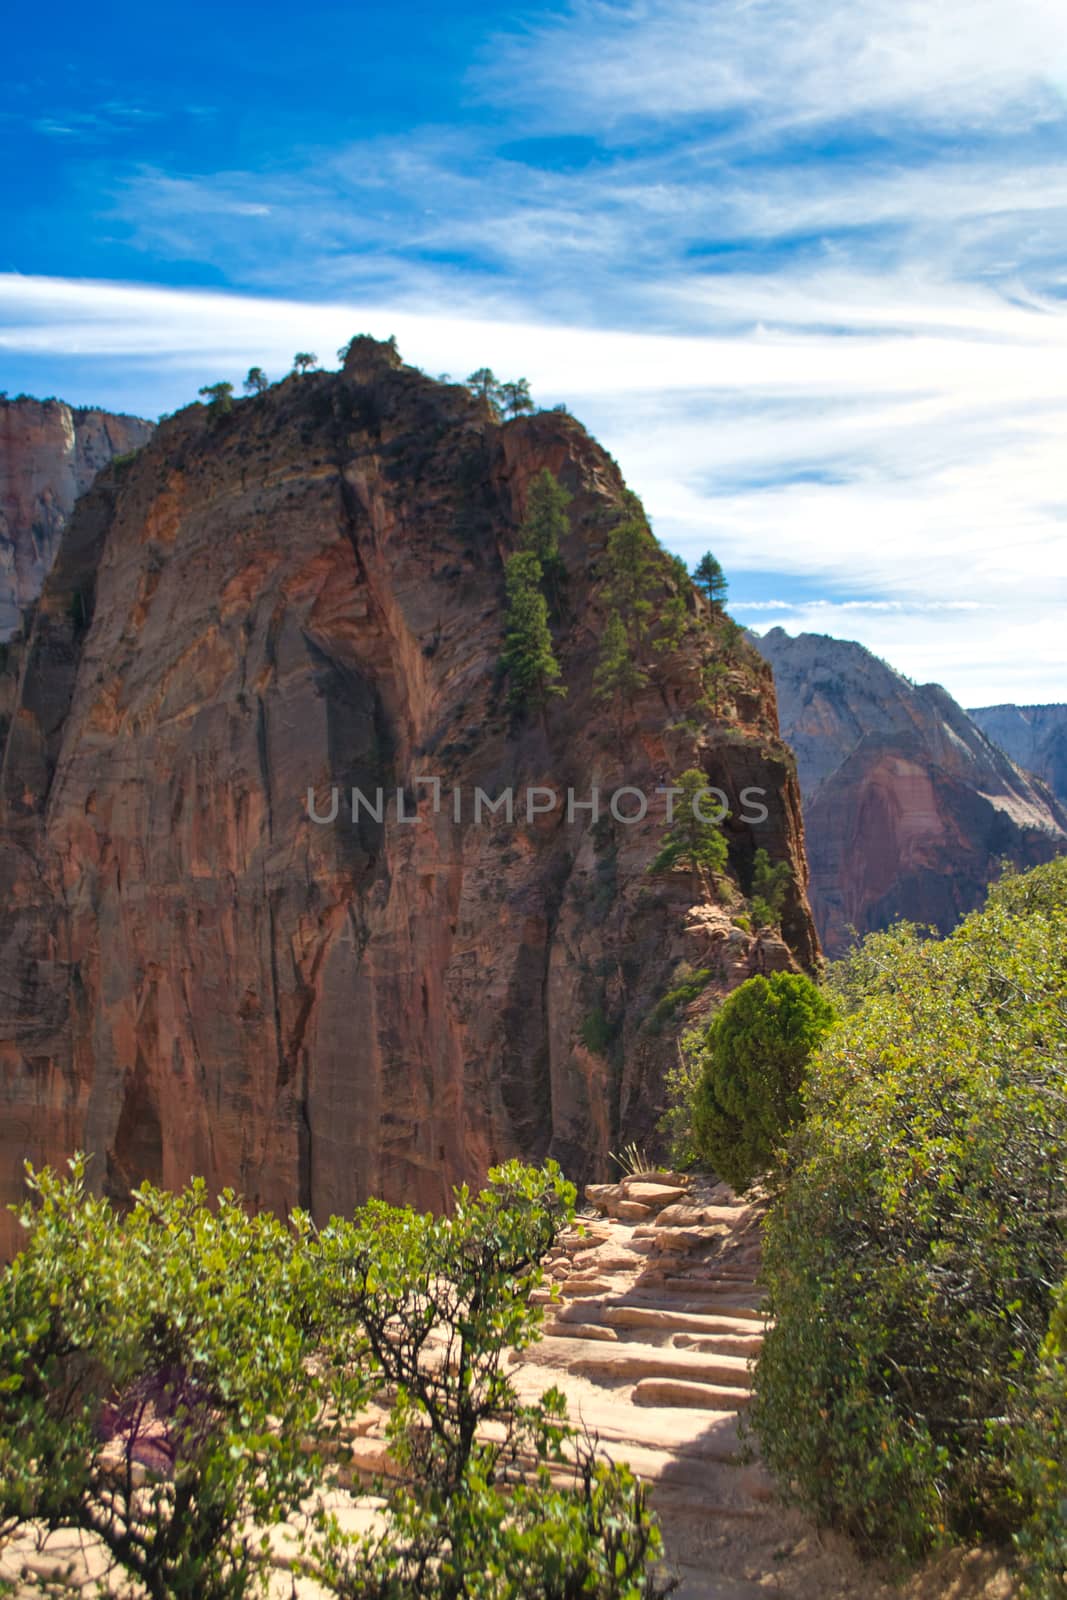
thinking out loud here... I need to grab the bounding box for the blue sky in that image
[3,0,1067,705]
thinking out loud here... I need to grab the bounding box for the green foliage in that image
[651,593,689,656]
[594,610,649,724]
[580,1006,617,1056]
[0,1160,670,1600]
[1015,1276,1067,1598]
[292,352,319,374]
[646,967,713,1033]
[519,469,570,609]
[692,552,728,608]
[198,381,234,415]
[658,1030,707,1172]
[465,370,535,421]
[243,366,269,395]
[501,551,565,713]
[603,494,659,656]
[497,378,534,418]
[750,848,791,925]
[303,1161,671,1600]
[648,768,728,880]
[691,971,836,1192]
[0,1158,325,1600]
[751,860,1067,1565]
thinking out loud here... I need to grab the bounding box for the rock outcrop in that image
[969,703,1067,809]
[0,397,154,639]
[0,343,817,1257]
[754,627,1067,957]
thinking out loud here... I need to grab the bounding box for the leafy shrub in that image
[303,1161,671,1599]
[1015,1276,1067,1598]
[646,967,712,1034]
[752,860,1067,1564]
[690,971,835,1191]
[0,1160,670,1600]
[0,1158,326,1600]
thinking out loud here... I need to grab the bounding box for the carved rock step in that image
[633,1378,752,1412]
[521,1335,753,1390]
[600,1305,767,1339]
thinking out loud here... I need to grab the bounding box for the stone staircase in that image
[507,1172,776,1595]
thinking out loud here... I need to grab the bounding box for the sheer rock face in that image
[755,628,1067,956]
[0,398,154,639]
[0,347,816,1256]
[969,704,1067,809]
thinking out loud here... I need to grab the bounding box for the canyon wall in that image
[754,627,1067,956]
[0,344,817,1257]
[969,703,1067,809]
[0,397,154,639]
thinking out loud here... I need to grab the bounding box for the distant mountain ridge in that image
[968,703,1067,810]
[753,627,1067,956]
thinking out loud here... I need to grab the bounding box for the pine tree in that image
[243,367,269,395]
[693,552,728,609]
[750,847,792,927]
[292,352,319,374]
[594,609,649,733]
[519,469,570,612]
[198,381,234,415]
[649,767,729,894]
[501,553,565,713]
[498,378,534,418]
[604,493,659,656]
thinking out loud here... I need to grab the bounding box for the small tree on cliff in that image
[497,377,535,418]
[519,468,570,612]
[501,552,565,714]
[197,381,234,416]
[594,609,649,736]
[292,352,319,374]
[649,767,729,895]
[693,551,728,609]
[750,846,793,929]
[604,493,660,658]
[243,366,269,395]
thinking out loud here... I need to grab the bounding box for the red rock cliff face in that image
[755,628,1067,956]
[0,344,816,1257]
[0,397,154,638]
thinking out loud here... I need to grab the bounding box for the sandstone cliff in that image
[969,703,1067,809]
[0,341,816,1257]
[754,627,1067,956]
[0,397,154,639]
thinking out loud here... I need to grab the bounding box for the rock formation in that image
[969,703,1067,809]
[0,397,154,639]
[753,627,1067,957]
[0,343,817,1258]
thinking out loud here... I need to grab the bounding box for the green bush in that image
[646,967,712,1033]
[690,971,835,1191]
[303,1160,671,1599]
[1015,1276,1067,1598]
[0,1158,326,1600]
[751,860,1067,1565]
[0,1160,670,1600]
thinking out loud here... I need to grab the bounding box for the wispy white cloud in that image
[481,0,1067,133]
[6,0,1067,706]
[1,271,1064,705]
